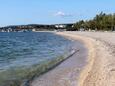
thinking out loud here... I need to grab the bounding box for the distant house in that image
[32,28,36,32]
[55,24,66,28]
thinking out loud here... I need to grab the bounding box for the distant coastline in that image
[0,23,74,32]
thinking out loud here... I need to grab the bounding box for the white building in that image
[55,24,66,28]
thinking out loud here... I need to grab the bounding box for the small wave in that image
[0,49,78,86]
[0,32,76,86]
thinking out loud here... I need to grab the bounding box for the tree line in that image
[73,12,115,31]
[1,12,115,32]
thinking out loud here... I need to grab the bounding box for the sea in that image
[0,32,76,86]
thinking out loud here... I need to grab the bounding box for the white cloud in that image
[54,11,73,17]
[55,11,65,16]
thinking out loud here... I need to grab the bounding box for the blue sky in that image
[0,0,114,26]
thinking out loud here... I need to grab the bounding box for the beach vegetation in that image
[73,12,115,31]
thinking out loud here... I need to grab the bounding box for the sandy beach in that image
[31,33,88,86]
[65,32,115,86]
[31,31,115,86]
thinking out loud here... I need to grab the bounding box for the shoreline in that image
[56,32,96,86]
[60,32,115,86]
[31,32,88,86]
[31,31,115,86]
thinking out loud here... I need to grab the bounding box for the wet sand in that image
[60,32,115,86]
[31,31,115,86]
[31,33,88,86]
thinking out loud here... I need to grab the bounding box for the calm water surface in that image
[0,32,75,86]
